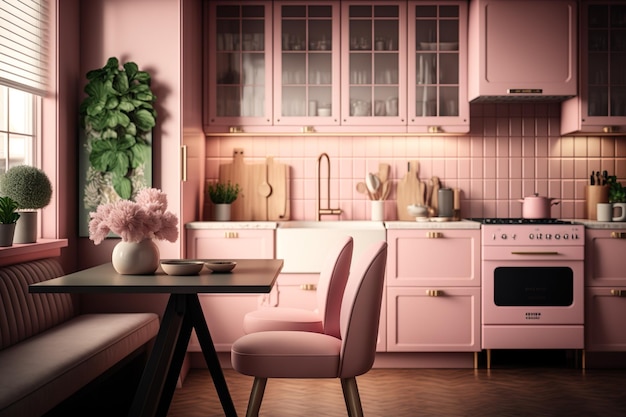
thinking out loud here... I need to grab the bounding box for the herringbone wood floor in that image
[167,366,626,417]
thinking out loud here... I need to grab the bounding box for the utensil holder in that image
[371,200,384,221]
[585,185,609,220]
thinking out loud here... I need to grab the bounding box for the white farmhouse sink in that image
[276,221,386,273]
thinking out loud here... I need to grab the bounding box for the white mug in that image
[597,203,613,222]
[613,203,626,222]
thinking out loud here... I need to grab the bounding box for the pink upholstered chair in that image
[243,235,354,338]
[231,241,388,417]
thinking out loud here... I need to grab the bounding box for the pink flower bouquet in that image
[88,188,179,244]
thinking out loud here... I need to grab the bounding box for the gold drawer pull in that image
[229,126,244,133]
[426,289,443,297]
[611,289,626,297]
[224,231,239,239]
[611,232,626,239]
[301,126,315,133]
[427,232,443,239]
[300,284,317,291]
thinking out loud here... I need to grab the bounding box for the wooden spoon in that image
[356,182,374,200]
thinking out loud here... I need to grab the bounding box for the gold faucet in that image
[316,152,343,221]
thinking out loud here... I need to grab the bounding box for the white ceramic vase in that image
[111,239,160,275]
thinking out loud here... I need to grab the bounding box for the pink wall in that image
[204,102,626,221]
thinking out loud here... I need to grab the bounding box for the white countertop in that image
[185,221,277,230]
[569,219,626,229]
[384,220,482,229]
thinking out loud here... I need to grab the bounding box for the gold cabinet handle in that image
[426,289,443,297]
[428,126,443,133]
[224,231,239,238]
[180,145,187,182]
[611,232,626,239]
[603,126,618,133]
[301,126,315,133]
[229,126,244,133]
[427,232,443,239]
[300,284,317,291]
[611,289,626,297]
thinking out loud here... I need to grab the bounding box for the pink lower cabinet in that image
[386,228,481,353]
[585,229,626,352]
[185,225,275,351]
[387,287,480,351]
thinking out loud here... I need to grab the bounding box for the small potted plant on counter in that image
[608,175,626,203]
[206,181,240,221]
[0,165,52,243]
[0,196,20,247]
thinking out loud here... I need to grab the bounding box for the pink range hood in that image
[468,0,578,102]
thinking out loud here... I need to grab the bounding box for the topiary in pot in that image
[0,165,52,243]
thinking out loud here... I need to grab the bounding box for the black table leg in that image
[129,294,185,417]
[188,294,238,417]
[155,296,195,417]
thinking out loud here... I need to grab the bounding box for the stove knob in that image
[511,234,517,240]
[563,234,569,239]
[491,234,496,240]
[501,234,507,240]
[555,234,561,240]
[537,233,543,240]
[529,234,535,239]
[546,234,552,240]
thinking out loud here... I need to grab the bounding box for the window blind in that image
[0,0,49,96]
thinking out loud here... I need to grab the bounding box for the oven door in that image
[482,247,584,325]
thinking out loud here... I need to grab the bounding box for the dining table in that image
[29,258,284,417]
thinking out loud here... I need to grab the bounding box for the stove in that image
[469,217,574,225]
[477,218,585,368]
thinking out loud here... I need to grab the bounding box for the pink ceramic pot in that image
[518,193,560,219]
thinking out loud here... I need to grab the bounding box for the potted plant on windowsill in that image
[0,196,20,247]
[206,181,240,221]
[0,165,52,244]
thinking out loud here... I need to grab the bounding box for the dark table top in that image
[29,259,284,294]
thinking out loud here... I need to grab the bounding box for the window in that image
[0,85,38,172]
[0,0,48,172]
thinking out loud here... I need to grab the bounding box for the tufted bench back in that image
[0,258,76,350]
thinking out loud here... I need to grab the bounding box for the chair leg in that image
[341,377,364,417]
[246,377,267,417]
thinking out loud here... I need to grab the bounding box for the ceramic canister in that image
[438,188,454,217]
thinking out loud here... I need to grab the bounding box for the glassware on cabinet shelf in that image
[211,4,268,120]
[410,4,460,119]
[345,3,403,120]
[277,4,336,121]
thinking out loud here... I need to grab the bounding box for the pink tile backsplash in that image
[204,103,626,221]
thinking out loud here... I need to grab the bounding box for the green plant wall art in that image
[78,57,157,236]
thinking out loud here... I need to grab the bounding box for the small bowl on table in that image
[205,261,237,273]
[160,260,205,276]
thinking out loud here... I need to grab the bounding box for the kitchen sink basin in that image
[276,221,386,273]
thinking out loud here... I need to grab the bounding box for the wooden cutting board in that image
[396,161,425,221]
[218,149,290,221]
[266,156,290,220]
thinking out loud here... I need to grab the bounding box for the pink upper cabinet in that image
[468,0,577,102]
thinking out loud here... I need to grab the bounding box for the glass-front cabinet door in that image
[587,4,626,119]
[274,3,340,130]
[407,2,468,133]
[341,2,407,130]
[206,2,272,132]
[562,2,626,135]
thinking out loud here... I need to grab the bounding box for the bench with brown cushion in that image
[0,258,159,417]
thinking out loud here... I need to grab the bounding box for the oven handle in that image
[510,251,560,255]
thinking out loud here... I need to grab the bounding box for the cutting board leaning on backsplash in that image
[396,160,425,221]
[217,148,290,221]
